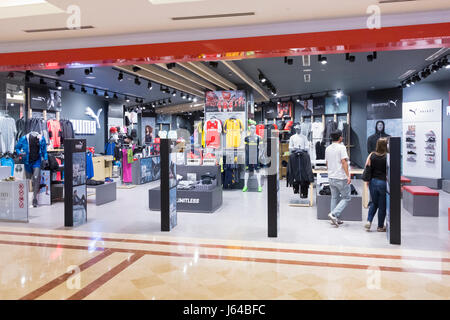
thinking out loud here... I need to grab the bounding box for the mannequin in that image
[15,132,48,207]
[243,125,262,192]
[289,124,309,153]
[367,120,390,153]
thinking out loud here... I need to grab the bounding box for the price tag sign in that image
[187,158,202,166]
[203,158,216,166]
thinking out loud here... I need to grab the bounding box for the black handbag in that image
[362,164,372,182]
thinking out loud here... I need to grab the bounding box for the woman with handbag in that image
[363,138,388,232]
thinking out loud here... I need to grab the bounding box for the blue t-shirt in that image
[1,157,14,177]
[86,152,94,179]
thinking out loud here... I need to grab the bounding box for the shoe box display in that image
[405,125,416,162]
[424,130,436,163]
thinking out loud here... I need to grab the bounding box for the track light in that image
[284,57,293,65]
[193,97,198,102]
[69,84,75,91]
[125,96,130,102]
[367,52,377,62]
[168,98,172,104]
[166,63,176,70]
[118,72,123,81]
[345,53,355,62]
[148,81,152,90]
[56,68,64,76]
[296,97,300,103]
[335,89,343,98]
[113,93,118,99]
[188,95,193,101]
[172,90,177,96]
[209,61,219,68]
[81,86,87,93]
[84,67,93,75]
[406,80,411,87]
[132,66,141,72]
[431,64,439,73]
[7,72,14,78]
[55,81,62,90]
[258,71,267,83]
[134,76,141,85]
[135,98,139,103]
[104,91,109,99]
[181,93,186,99]
[25,70,34,82]
[93,89,98,95]
[318,55,327,65]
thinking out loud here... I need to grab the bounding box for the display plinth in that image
[267,136,280,238]
[316,188,362,221]
[160,139,177,231]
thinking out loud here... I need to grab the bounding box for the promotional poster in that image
[325,95,349,114]
[367,88,403,120]
[205,90,246,113]
[297,100,313,118]
[72,185,87,227]
[37,170,51,206]
[72,152,86,186]
[29,86,62,112]
[312,97,325,116]
[277,101,293,118]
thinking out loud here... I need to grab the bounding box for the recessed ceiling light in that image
[86,76,96,79]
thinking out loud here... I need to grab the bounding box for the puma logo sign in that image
[409,108,416,115]
[85,107,103,129]
[389,100,398,107]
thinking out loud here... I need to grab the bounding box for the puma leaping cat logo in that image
[85,107,103,129]
[409,108,416,115]
[389,100,398,107]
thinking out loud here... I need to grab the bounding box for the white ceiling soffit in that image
[157,63,217,91]
[137,64,205,94]
[116,65,204,97]
[0,0,63,20]
[221,60,270,101]
[1,8,450,53]
[178,62,237,90]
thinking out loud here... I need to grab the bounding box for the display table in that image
[316,186,362,221]
[87,182,117,206]
[403,186,439,217]
[0,180,28,222]
[131,156,161,185]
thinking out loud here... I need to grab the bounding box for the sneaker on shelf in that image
[425,152,435,157]
[328,213,339,227]
[377,226,386,232]
[407,151,417,155]
[406,143,416,149]
[406,137,415,143]
[425,144,435,150]
[425,157,435,163]
[407,156,416,162]
[425,130,436,137]
[425,137,436,143]
[405,130,415,136]
[365,221,372,230]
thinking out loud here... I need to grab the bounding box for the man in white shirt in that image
[325,130,351,227]
[289,124,309,153]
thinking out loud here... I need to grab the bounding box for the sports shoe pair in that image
[365,222,386,232]
[328,213,343,227]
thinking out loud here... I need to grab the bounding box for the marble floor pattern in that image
[0,226,448,300]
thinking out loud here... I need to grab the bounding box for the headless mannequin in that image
[243,125,262,192]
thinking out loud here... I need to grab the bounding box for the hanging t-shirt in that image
[0,117,17,154]
[127,149,134,163]
[223,118,243,148]
[47,119,62,148]
[193,122,205,147]
[311,122,325,140]
[255,124,265,138]
[86,152,94,179]
[204,119,222,149]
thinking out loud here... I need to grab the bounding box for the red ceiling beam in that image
[0,22,449,71]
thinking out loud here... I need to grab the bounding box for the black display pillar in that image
[387,137,401,245]
[64,139,87,227]
[267,133,280,238]
[160,139,177,231]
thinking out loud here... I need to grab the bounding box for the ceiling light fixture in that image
[125,96,130,102]
[148,81,152,90]
[93,89,98,95]
[132,66,141,72]
[166,63,176,70]
[69,84,75,91]
[318,55,327,65]
[104,91,109,99]
[7,72,14,79]
[258,70,267,83]
[367,51,377,62]
[345,53,355,62]
[284,56,293,65]
[335,89,343,98]
[118,72,124,81]
[55,81,62,90]
[135,77,141,85]
[113,93,118,99]
[172,90,177,97]
[84,67,93,76]
[209,61,219,68]
[55,68,64,76]
[81,86,87,93]
[193,97,198,102]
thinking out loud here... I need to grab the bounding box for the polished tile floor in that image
[0,179,449,300]
[0,226,448,300]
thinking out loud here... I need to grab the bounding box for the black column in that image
[267,135,280,238]
[387,137,401,245]
[160,138,177,231]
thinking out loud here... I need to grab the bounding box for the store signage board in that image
[64,139,88,227]
[0,181,28,222]
[367,88,403,120]
[402,100,442,179]
[202,159,216,166]
[29,86,62,112]
[70,119,97,135]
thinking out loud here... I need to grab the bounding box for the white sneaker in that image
[365,221,372,230]
[328,213,339,227]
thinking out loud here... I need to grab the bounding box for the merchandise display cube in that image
[316,188,362,221]
[403,186,439,217]
[442,180,450,194]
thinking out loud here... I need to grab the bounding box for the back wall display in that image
[402,99,442,179]
[298,99,313,118]
[325,95,349,114]
[277,101,293,119]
